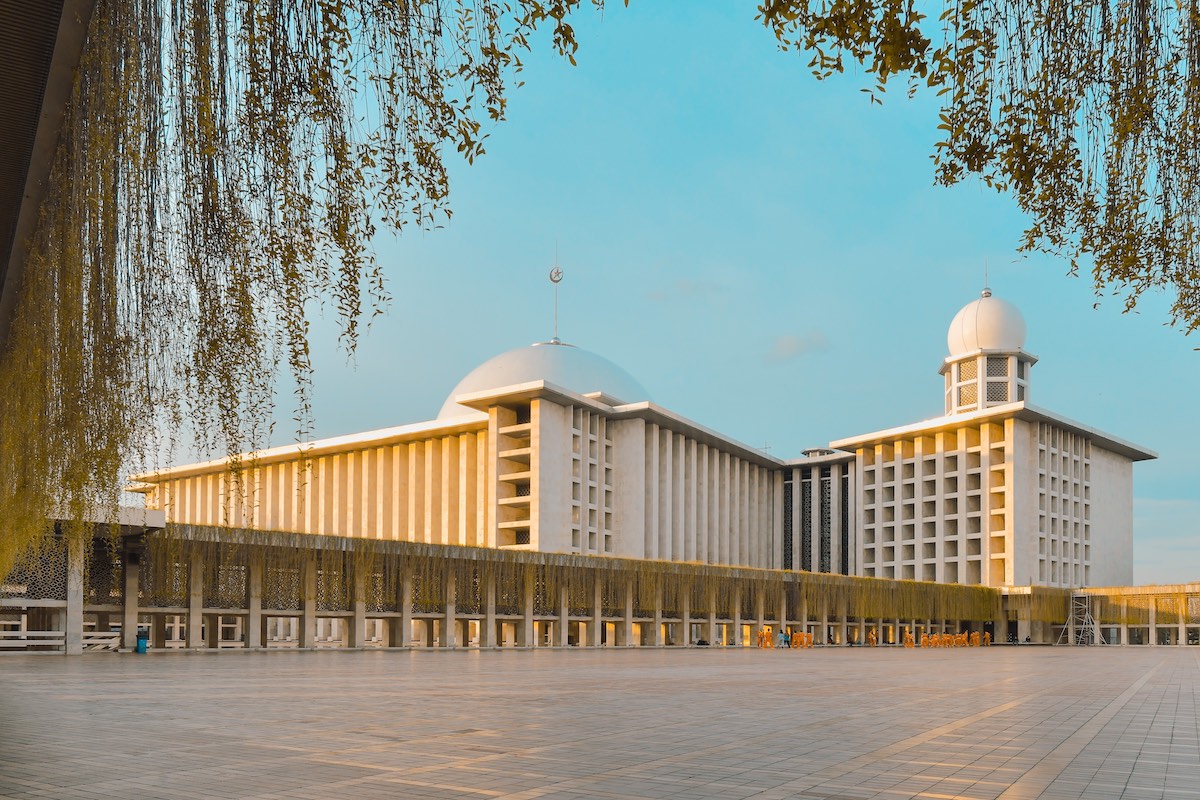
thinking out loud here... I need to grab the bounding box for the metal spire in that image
[549,248,563,344]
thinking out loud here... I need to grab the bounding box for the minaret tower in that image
[940,288,1037,415]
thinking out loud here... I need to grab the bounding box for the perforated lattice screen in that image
[958,384,978,406]
[86,543,123,605]
[2,539,67,600]
[986,356,1009,377]
[263,567,301,610]
[987,383,1009,403]
[959,360,978,380]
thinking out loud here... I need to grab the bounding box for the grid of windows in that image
[1036,423,1091,587]
[570,407,614,555]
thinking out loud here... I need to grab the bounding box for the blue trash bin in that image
[135,630,149,654]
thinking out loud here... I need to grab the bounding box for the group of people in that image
[920,630,991,648]
[752,625,992,648]
[754,627,814,648]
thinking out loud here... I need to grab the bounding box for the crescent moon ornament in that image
[549,266,563,283]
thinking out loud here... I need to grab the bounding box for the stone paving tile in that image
[1,648,1198,799]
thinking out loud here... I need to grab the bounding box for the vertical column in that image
[681,586,691,646]
[122,549,141,650]
[247,556,263,649]
[555,583,569,646]
[589,573,603,647]
[778,593,788,643]
[349,563,367,649]
[706,585,717,645]
[442,568,457,648]
[1120,598,1128,646]
[186,553,204,649]
[732,588,743,646]
[754,585,765,640]
[397,564,413,646]
[1178,594,1187,647]
[481,571,497,648]
[65,538,84,656]
[652,582,664,646]
[619,577,634,646]
[1149,600,1157,646]
[520,570,535,647]
[152,614,167,649]
[300,554,317,648]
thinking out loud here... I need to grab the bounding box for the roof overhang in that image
[829,402,1157,462]
[0,0,96,350]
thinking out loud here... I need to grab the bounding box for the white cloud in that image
[768,331,829,363]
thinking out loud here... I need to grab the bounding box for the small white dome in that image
[437,341,650,419]
[947,289,1027,355]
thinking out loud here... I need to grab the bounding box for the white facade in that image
[132,290,1154,589]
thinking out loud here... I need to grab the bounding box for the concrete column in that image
[705,585,717,645]
[777,594,788,641]
[65,538,84,656]
[799,594,809,638]
[122,549,141,650]
[681,588,691,646]
[652,583,664,647]
[348,564,367,649]
[481,571,497,648]
[399,565,413,647]
[1120,598,1128,646]
[555,583,569,646]
[618,577,633,647]
[1179,594,1187,647]
[186,554,205,649]
[152,614,167,648]
[588,572,603,647]
[732,589,743,646]
[754,585,766,642]
[205,613,220,648]
[247,557,263,649]
[299,555,317,648]
[442,568,457,648]
[1149,601,1157,646]
[520,570,535,647]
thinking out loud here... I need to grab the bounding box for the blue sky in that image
[291,2,1198,585]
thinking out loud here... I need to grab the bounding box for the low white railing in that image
[0,630,66,650]
[82,631,120,651]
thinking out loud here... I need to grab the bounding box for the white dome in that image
[437,341,650,419]
[947,289,1027,355]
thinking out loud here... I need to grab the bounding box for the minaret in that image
[940,288,1037,415]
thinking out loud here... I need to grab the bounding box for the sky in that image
[279,3,1197,585]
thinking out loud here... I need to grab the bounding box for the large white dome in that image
[947,289,1027,355]
[437,341,650,419]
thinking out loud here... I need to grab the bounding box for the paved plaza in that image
[1,647,1197,800]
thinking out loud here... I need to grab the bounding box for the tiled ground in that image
[1,647,1197,799]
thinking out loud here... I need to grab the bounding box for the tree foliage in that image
[3,0,1199,578]
[761,0,1200,331]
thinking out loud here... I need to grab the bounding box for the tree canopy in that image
[2,0,1198,576]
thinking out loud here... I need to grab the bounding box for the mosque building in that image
[7,285,1194,654]
[131,287,1154,593]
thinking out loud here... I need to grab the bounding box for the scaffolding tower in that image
[1057,593,1106,645]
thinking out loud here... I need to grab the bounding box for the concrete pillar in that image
[442,568,457,648]
[589,572,603,647]
[65,538,84,656]
[1179,594,1187,647]
[247,557,263,649]
[299,555,317,648]
[755,585,766,643]
[482,571,497,648]
[777,594,788,641]
[152,614,167,648]
[1120,598,1128,646]
[520,570,535,647]
[122,549,141,650]
[618,577,634,647]
[205,613,219,648]
[1149,601,1157,646]
[681,587,692,646]
[553,583,568,646]
[732,589,743,646]
[186,554,205,649]
[399,565,413,647]
[705,588,717,645]
[348,564,367,649]
[652,582,664,647]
